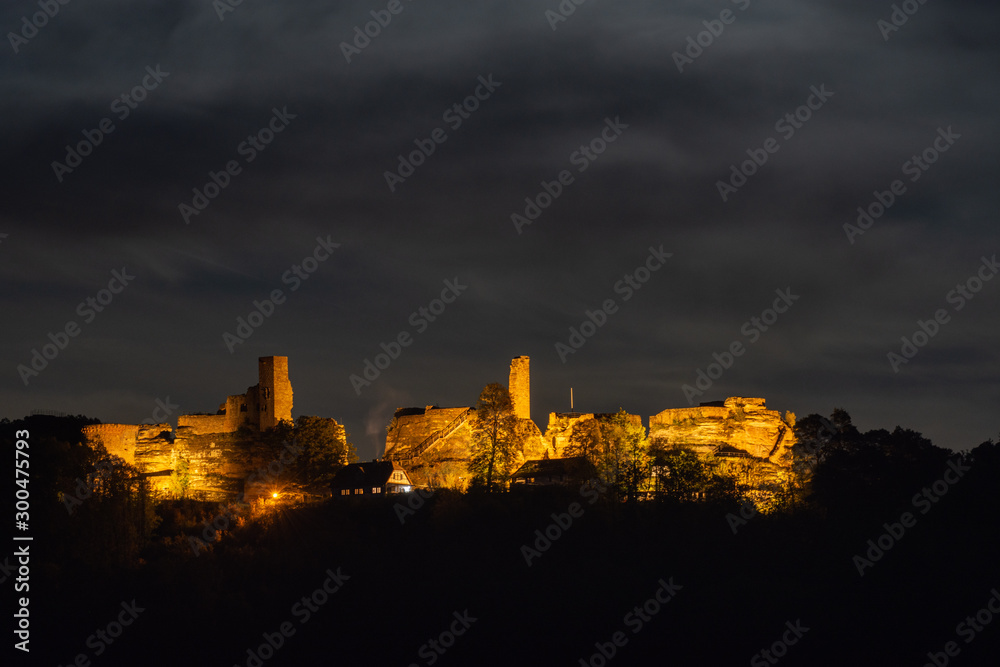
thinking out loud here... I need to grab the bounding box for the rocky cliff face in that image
[648,397,795,466]
[128,423,248,501]
[384,406,545,488]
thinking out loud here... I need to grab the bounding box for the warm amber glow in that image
[272,492,279,499]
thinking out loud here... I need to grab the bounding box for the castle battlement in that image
[81,356,295,502]
[83,423,141,464]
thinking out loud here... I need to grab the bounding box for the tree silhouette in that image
[564,410,651,501]
[468,383,523,491]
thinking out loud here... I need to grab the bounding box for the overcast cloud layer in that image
[2,0,998,457]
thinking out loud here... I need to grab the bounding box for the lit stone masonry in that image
[82,356,302,502]
[509,356,531,421]
[382,357,546,488]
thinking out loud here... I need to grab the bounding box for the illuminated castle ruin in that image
[383,356,546,487]
[81,353,797,497]
[383,357,796,488]
[83,356,296,501]
[509,356,531,420]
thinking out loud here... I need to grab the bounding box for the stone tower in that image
[258,356,293,430]
[509,356,530,421]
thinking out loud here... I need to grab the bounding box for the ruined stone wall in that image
[82,424,140,464]
[384,407,472,460]
[649,397,795,465]
[244,385,261,429]
[128,421,246,501]
[177,414,231,436]
[224,394,251,432]
[171,430,248,501]
[509,356,530,421]
[79,356,299,502]
[544,413,594,458]
[542,412,644,458]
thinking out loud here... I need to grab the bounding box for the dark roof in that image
[330,460,405,489]
[511,457,594,479]
[393,407,427,418]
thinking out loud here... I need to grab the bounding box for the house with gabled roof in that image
[510,456,596,486]
[331,459,414,497]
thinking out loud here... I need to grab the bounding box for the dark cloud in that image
[2,0,998,456]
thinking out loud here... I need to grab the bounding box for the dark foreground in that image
[18,487,1000,666]
[6,414,1000,666]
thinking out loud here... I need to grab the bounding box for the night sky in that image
[3,0,997,459]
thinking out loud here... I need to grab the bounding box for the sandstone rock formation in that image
[382,357,546,487]
[648,397,795,467]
